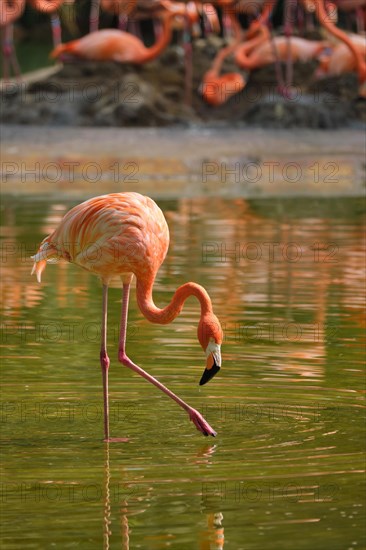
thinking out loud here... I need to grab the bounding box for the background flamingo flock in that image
[1,0,366,101]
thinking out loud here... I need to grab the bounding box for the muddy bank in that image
[2,125,365,198]
[1,37,366,128]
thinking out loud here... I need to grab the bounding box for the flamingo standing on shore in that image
[234,23,327,70]
[0,0,25,79]
[31,192,222,441]
[51,0,198,64]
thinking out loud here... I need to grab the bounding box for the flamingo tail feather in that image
[31,243,58,283]
[50,42,75,59]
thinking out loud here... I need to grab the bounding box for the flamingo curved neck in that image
[235,26,269,69]
[137,12,175,63]
[136,279,213,324]
[258,0,276,25]
[211,25,244,75]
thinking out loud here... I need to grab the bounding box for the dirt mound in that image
[2,38,365,128]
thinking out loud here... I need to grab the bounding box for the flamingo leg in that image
[284,0,294,92]
[356,7,365,34]
[2,30,10,81]
[118,13,128,31]
[118,282,217,437]
[7,26,21,78]
[183,20,193,106]
[50,12,62,48]
[10,47,21,78]
[100,284,110,441]
[268,25,286,93]
[89,0,100,33]
[118,281,131,358]
[2,25,22,81]
[2,25,16,81]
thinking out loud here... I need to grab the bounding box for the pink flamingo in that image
[0,0,25,79]
[234,23,327,69]
[201,0,277,105]
[201,0,244,106]
[31,192,222,441]
[316,32,366,95]
[199,1,221,35]
[51,0,198,64]
[302,0,366,83]
[201,42,245,106]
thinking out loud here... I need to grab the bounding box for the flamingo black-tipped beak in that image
[199,361,220,386]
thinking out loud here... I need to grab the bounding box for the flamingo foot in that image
[104,437,130,443]
[189,408,217,437]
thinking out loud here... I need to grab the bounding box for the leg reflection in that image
[200,512,225,550]
[103,443,130,550]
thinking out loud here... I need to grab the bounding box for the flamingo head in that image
[197,313,223,386]
[201,72,246,106]
[195,2,220,34]
[160,0,200,32]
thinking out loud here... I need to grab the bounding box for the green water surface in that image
[1,196,365,549]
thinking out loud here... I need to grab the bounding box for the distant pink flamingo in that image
[302,0,366,83]
[51,0,198,64]
[316,32,366,95]
[32,192,222,441]
[201,0,278,105]
[0,0,25,79]
[234,23,327,70]
[201,43,245,105]
[317,31,366,74]
[201,0,244,106]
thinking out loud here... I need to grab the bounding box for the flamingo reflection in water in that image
[102,442,223,549]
